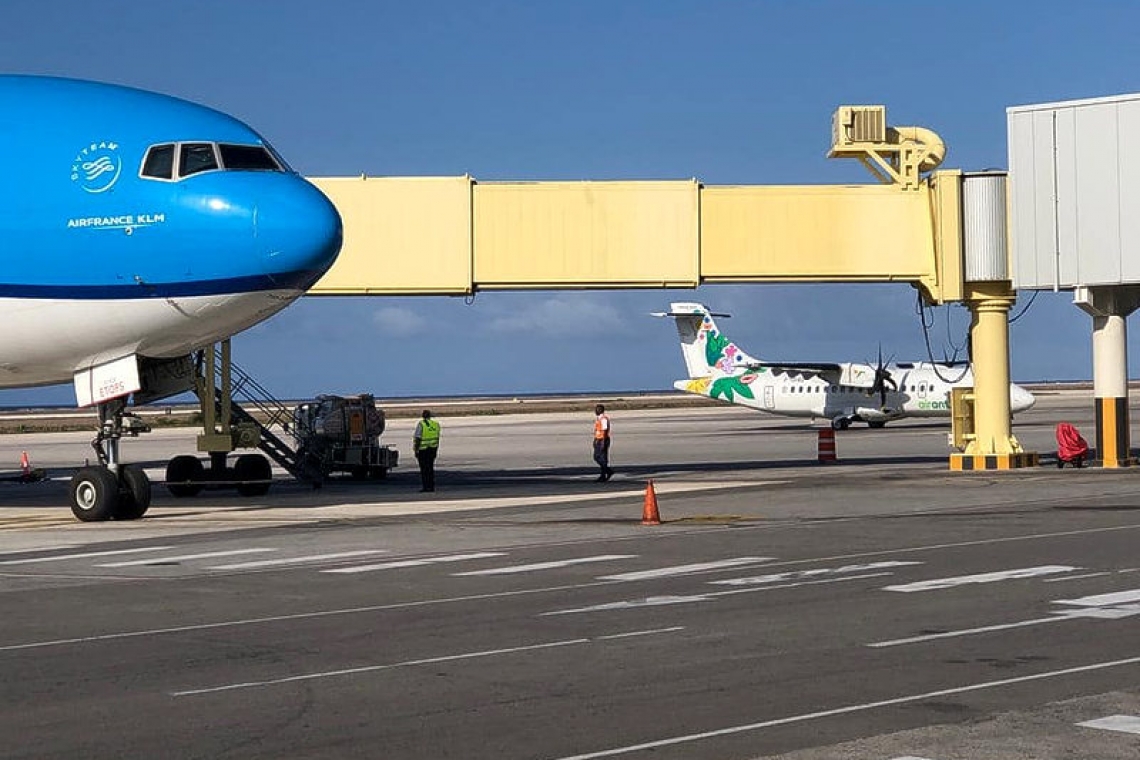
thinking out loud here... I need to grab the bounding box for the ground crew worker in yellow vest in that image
[413,409,440,492]
[592,404,613,482]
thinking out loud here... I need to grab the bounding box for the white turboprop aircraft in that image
[655,302,1036,429]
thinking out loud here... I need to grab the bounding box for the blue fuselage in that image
[0,75,343,388]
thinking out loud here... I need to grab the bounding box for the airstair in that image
[193,341,322,484]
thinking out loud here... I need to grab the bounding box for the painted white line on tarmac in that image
[1055,588,1140,607]
[547,595,709,614]
[0,545,77,557]
[546,655,1140,760]
[323,552,506,574]
[869,589,1140,647]
[171,626,684,697]
[453,555,636,576]
[180,480,775,521]
[596,626,684,640]
[883,565,1078,592]
[868,617,1063,648]
[4,525,1134,653]
[544,572,894,616]
[0,546,175,565]
[1043,571,1111,583]
[209,550,388,570]
[1077,715,1140,735]
[96,548,276,567]
[598,557,772,582]
[710,561,920,587]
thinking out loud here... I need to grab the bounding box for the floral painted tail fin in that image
[654,302,762,378]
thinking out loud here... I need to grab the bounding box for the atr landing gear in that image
[68,399,153,522]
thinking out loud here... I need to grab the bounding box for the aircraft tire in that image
[867,420,887,429]
[234,454,272,497]
[115,465,152,520]
[166,455,205,498]
[70,466,120,522]
[831,418,851,431]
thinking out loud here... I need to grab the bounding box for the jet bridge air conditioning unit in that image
[832,106,887,148]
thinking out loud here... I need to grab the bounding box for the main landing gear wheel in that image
[115,465,152,520]
[166,455,205,497]
[233,453,272,497]
[69,466,120,522]
[831,418,851,431]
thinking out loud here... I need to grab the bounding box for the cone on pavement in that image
[19,451,30,475]
[641,480,661,525]
[817,428,837,463]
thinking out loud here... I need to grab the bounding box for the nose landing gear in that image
[67,398,152,522]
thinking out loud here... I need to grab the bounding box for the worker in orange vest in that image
[592,404,613,482]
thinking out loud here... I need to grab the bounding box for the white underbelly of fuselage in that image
[0,290,300,389]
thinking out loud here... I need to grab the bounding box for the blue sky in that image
[3,1,1138,404]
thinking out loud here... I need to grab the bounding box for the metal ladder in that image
[196,343,321,483]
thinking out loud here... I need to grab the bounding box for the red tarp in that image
[1056,422,1089,461]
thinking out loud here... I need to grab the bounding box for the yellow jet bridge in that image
[303,105,1029,470]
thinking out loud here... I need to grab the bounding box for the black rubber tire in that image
[69,466,120,522]
[867,420,887,429]
[166,455,205,498]
[234,454,272,497]
[831,418,851,431]
[115,465,152,520]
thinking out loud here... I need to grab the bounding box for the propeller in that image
[870,345,897,409]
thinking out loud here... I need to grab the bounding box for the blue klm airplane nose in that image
[254,178,343,287]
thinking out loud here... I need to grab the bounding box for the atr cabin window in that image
[218,144,281,171]
[180,143,218,177]
[141,144,175,179]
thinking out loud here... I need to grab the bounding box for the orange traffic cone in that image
[641,480,661,525]
[817,428,837,463]
[19,451,30,476]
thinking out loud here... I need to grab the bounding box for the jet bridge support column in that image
[1074,286,1140,467]
[949,172,1036,471]
[950,281,1035,470]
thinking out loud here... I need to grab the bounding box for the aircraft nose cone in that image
[1011,384,1036,412]
[255,179,343,286]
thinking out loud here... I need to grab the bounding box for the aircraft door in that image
[763,384,775,410]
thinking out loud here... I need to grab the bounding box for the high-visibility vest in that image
[594,414,610,440]
[418,419,441,448]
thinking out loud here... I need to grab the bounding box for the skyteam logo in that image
[71,141,122,193]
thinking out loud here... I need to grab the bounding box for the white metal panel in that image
[1054,106,1081,287]
[1121,102,1140,282]
[1074,103,1121,284]
[1028,110,1059,288]
[1009,111,1043,288]
[1008,92,1140,290]
[963,172,1008,282]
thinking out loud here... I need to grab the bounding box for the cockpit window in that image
[140,141,288,182]
[218,144,282,171]
[179,143,219,177]
[141,144,175,179]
